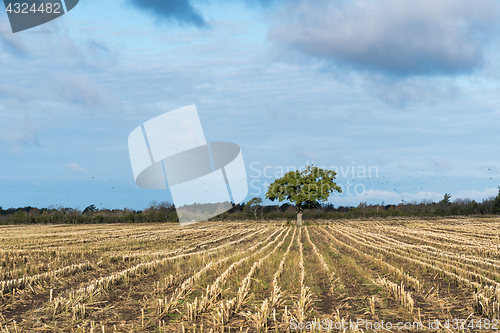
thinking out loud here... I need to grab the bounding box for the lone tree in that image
[244,197,263,220]
[265,165,342,225]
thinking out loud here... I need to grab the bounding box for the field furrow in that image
[1,218,499,332]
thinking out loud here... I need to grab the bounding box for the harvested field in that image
[0,217,499,332]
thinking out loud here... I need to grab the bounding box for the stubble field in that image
[0,217,499,332]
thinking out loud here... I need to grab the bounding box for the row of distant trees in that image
[1,192,500,225]
[0,201,178,225]
[233,191,500,220]
[2,166,500,225]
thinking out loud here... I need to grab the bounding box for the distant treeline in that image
[1,191,500,225]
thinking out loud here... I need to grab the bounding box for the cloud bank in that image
[0,114,39,154]
[126,0,291,28]
[127,0,207,27]
[269,0,500,76]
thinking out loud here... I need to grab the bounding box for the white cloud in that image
[361,189,443,203]
[65,163,88,175]
[329,187,499,206]
[55,73,121,109]
[0,114,39,154]
[425,157,453,172]
[269,0,500,76]
[368,75,459,107]
[0,18,29,56]
[295,148,319,163]
[453,188,498,201]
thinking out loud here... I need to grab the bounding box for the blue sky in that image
[1,0,500,211]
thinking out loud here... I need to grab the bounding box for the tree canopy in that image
[265,165,341,225]
[493,187,500,215]
[243,197,263,219]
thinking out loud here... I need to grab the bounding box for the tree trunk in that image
[296,206,303,226]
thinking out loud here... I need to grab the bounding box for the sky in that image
[1,0,500,211]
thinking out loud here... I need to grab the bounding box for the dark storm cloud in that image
[127,0,207,27]
[126,0,293,28]
[268,0,500,76]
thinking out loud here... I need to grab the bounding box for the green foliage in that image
[439,193,452,205]
[265,165,342,210]
[438,193,452,215]
[493,187,500,215]
[243,197,263,219]
[83,204,97,215]
[265,165,342,225]
[245,197,262,207]
[3,187,500,225]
